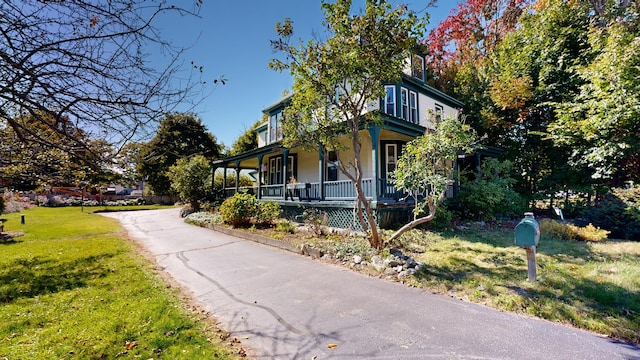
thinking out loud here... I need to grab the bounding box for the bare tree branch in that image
[0,0,213,164]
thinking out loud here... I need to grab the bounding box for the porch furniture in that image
[286,182,311,200]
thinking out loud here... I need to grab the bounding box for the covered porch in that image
[211,124,418,204]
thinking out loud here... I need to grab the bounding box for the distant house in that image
[213,54,469,229]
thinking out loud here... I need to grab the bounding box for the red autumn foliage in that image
[425,0,533,90]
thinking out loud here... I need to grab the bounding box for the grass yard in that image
[0,207,238,359]
[219,218,640,344]
[393,227,640,343]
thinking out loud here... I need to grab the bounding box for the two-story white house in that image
[212,54,466,229]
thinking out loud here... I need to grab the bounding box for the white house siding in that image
[295,150,319,183]
[291,131,374,183]
[257,128,267,147]
[418,93,459,130]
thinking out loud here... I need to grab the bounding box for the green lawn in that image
[0,207,238,359]
[393,228,640,343]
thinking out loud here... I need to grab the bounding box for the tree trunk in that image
[349,127,381,249]
[388,212,436,242]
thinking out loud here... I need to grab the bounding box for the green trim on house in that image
[380,114,425,138]
[262,93,293,114]
[255,122,268,133]
[401,74,464,109]
[213,142,282,169]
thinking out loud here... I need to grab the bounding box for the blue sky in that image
[159,1,460,148]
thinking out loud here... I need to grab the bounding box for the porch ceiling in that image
[213,143,283,169]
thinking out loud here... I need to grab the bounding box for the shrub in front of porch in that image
[218,193,281,228]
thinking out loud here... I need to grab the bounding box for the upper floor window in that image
[401,88,418,124]
[269,111,283,143]
[409,91,418,124]
[434,103,443,124]
[384,85,396,117]
[411,54,424,81]
[401,88,409,121]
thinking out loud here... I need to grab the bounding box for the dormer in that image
[403,53,425,82]
[260,93,292,146]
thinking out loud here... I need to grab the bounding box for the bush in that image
[425,204,453,231]
[276,220,297,234]
[580,186,640,240]
[255,201,281,226]
[454,159,526,221]
[184,211,223,227]
[218,193,257,227]
[539,219,609,242]
[302,208,329,236]
[218,193,281,228]
[1,192,35,213]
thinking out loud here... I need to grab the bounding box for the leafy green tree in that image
[481,0,592,200]
[389,115,476,241]
[550,14,640,184]
[168,155,212,212]
[137,113,221,195]
[229,119,262,156]
[0,113,115,191]
[270,0,427,249]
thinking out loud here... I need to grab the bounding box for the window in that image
[384,85,395,116]
[409,91,418,124]
[412,54,424,81]
[435,104,443,124]
[286,155,295,184]
[268,155,297,185]
[386,144,397,174]
[269,111,283,143]
[401,88,409,121]
[269,157,282,184]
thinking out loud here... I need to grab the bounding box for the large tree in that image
[0,113,114,191]
[0,0,214,163]
[550,4,640,185]
[476,0,594,200]
[137,112,221,195]
[270,0,427,249]
[425,0,532,96]
[229,119,262,156]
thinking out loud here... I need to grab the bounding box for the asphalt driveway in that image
[102,208,640,359]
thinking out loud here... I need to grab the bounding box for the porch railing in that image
[260,184,284,198]
[323,178,373,200]
[378,179,404,200]
[220,179,454,202]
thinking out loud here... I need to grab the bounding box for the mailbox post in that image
[514,212,540,282]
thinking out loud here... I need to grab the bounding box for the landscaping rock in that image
[371,255,385,272]
[353,254,362,264]
[302,244,324,258]
[383,267,397,276]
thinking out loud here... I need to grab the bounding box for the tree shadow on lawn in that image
[0,232,25,244]
[0,254,115,303]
